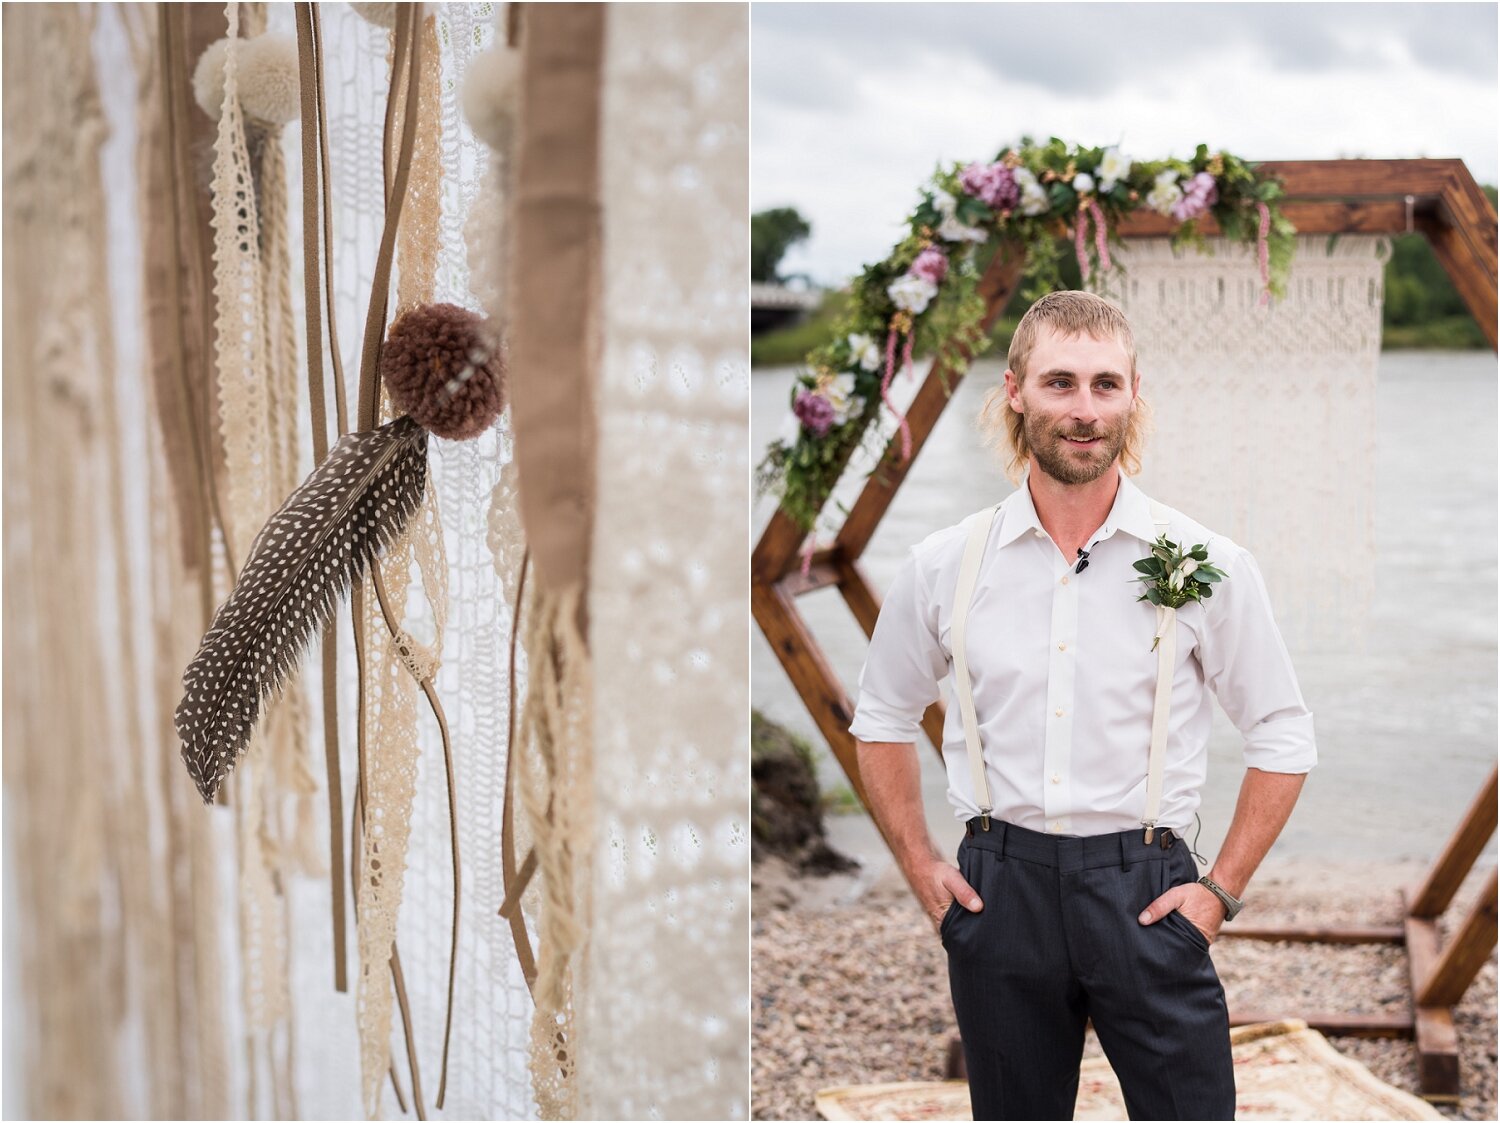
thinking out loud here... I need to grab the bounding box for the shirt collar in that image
[996,465,1159,549]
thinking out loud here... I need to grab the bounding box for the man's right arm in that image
[857,738,983,932]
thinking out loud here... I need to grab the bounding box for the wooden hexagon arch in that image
[752,158,1497,1100]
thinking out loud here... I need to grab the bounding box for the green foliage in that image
[1134,536,1225,624]
[751,207,812,283]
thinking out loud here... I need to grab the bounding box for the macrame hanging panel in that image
[287,4,536,1120]
[579,5,751,1119]
[1089,234,1388,651]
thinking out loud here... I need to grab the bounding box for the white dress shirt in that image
[848,467,1317,834]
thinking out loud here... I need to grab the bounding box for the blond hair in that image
[977,290,1152,484]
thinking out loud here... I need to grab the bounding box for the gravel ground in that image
[752,857,1496,1121]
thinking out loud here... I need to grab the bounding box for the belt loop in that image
[996,820,1007,862]
[1119,830,1129,870]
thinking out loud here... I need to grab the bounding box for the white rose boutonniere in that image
[1133,534,1226,649]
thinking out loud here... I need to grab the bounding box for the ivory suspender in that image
[951,499,1175,841]
[951,505,1001,828]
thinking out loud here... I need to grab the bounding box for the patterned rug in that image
[815,1020,1445,1121]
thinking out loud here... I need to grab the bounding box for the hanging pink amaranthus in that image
[1089,199,1112,271]
[881,324,914,462]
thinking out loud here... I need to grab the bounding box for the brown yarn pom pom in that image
[381,303,505,441]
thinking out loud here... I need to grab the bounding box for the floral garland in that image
[756,138,1297,565]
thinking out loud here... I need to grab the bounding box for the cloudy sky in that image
[752,2,1498,286]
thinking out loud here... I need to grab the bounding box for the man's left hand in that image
[1138,881,1226,944]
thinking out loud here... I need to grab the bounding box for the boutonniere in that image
[1132,535,1226,650]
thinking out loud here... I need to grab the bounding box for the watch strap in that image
[1198,875,1243,922]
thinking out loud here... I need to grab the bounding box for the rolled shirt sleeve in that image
[1198,542,1318,773]
[848,548,949,744]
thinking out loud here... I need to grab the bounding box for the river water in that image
[752,351,1497,867]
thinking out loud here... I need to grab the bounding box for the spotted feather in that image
[176,415,428,803]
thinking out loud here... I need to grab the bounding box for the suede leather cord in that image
[294,1,347,999]
[499,549,539,988]
[347,7,464,1112]
[506,1,604,639]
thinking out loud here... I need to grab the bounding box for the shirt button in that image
[1048,821,1062,833]
[1058,642,1067,651]
[1054,708,1063,717]
[1060,575,1069,585]
[1035,529,1047,539]
[1050,773,1060,784]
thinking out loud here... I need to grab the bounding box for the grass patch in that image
[751,709,818,773]
[1381,316,1488,350]
[821,782,867,817]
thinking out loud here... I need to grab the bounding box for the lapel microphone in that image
[1075,547,1091,574]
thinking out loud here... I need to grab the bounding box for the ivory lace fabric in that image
[1089,235,1387,651]
[578,6,751,1118]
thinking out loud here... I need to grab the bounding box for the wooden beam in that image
[834,557,947,754]
[751,578,864,804]
[1229,1010,1413,1039]
[1402,901,1461,1100]
[1417,868,1498,1008]
[1417,213,1497,349]
[779,560,843,598]
[1117,200,1418,238]
[1439,165,1499,282]
[1258,158,1465,198]
[1221,924,1405,945]
[833,247,1027,564]
[1409,767,1498,918]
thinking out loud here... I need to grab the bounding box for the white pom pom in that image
[238,32,300,128]
[192,37,232,120]
[350,3,398,29]
[462,46,520,153]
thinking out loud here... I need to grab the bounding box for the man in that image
[848,290,1315,1121]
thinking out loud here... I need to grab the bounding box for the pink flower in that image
[794,388,836,437]
[909,246,949,285]
[959,160,1020,211]
[1171,171,1220,222]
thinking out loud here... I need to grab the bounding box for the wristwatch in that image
[1197,875,1243,922]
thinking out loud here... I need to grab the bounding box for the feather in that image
[176,415,428,803]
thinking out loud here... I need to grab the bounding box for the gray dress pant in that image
[941,819,1236,1121]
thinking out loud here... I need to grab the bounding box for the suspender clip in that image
[979,811,991,832]
[1142,820,1156,845]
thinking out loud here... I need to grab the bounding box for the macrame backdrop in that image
[1087,234,1388,651]
[4,3,750,1119]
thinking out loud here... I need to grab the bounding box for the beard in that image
[1025,407,1129,485]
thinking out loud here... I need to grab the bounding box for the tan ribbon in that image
[506,2,605,638]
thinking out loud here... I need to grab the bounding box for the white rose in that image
[847,332,882,373]
[888,273,939,314]
[937,214,988,243]
[1013,167,1050,216]
[1073,172,1095,195]
[1098,148,1131,192]
[932,187,987,243]
[824,373,864,424]
[1146,171,1183,217]
[1179,557,1198,577]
